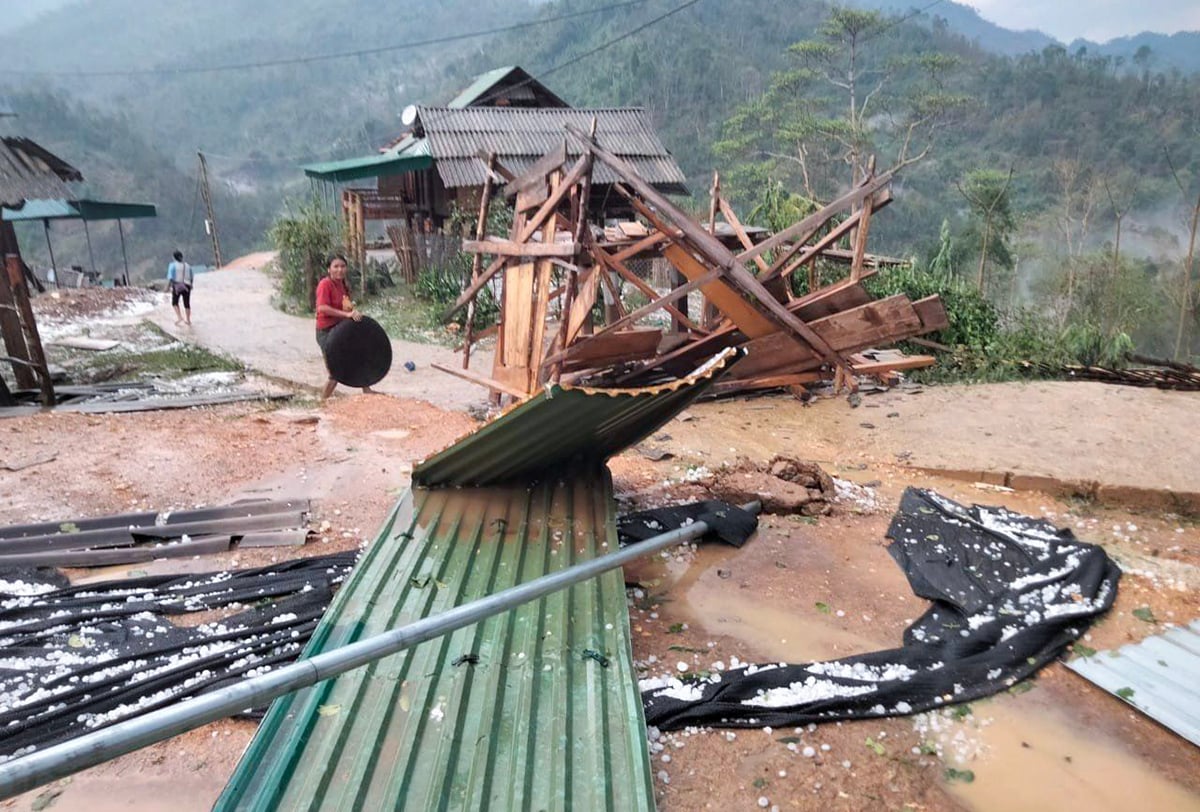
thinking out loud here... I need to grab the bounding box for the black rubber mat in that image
[325,316,392,387]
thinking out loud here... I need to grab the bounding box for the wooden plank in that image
[500,262,536,375]
[462,239,579,258]
[432,362,528,399]
[463,152,497,369]
[611,231,670,263]
[560,327,663,372]
[565,265,602,345]
[614,184,847,370]
[730,295,924,379]
[502,142,568,198]
[912,295,949,332]
[851,195,873,281]
[661,243,775,338]
[543,265,723,368]
[590,241,702,332]
[718,199,770,273]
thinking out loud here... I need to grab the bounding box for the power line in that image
[0,0,649,78]
[195,0,708,172]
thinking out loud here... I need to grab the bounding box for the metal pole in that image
[117,219,129,286]
[42,220,59,290]
[82,219,97,280]
[0,501,758,798]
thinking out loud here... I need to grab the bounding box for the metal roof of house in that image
[446,65,570,110]
[215,465,655,811]
[415,348,740,487]
[1,198,156,222]
[414,105,688,194]
[301,147,432,183]
[0,136,82,207]
[1067,618,1200,746]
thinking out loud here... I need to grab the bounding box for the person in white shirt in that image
[166,250,194,326]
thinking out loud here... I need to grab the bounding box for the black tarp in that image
[642,488,1120,730]
[618,501,759,548]
[0,552,357,759]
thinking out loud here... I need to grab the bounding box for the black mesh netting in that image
[0,552,358,759]
[642,488,1120,730]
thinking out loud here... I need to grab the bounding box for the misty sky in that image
[968,0,1200,42]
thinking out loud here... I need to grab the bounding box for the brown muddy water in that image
[659,545,1200,812]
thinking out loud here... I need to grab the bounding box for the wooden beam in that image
[590,241,703,333]
[431,362,528,399]
[4,254,53,406]
[502,142,567,198]
[718,198,770,273]
[542,266,722,368]
[735,172,893,264]
[615,186,843,367]
[463,152,497,369]
[462,239,579,258]
[559,327,663,372]
[610,231,670,263]
[661,243,775,338]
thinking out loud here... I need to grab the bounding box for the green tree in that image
[957,168,1015,295]
[270,195,341,311]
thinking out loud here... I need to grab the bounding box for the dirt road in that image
[3,278,1199,811]
[148,252,493,411]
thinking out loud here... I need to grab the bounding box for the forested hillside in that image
[1,0,1197,357]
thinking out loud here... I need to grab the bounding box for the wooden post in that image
[6,254,54,406]
[705,171,720,329]
[463,153,497,369]
[0,223,35,388]
[198,151,223,268]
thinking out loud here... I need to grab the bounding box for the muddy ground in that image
[1,284,1198,811]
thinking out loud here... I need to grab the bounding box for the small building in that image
[301,66,687,270]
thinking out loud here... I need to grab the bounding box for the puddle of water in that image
[678,548,883,662]
[674,551,1200,811]
[935,698,1200,812]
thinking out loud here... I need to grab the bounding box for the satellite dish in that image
[400,105,418,127]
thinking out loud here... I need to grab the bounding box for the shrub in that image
[270,195,341,311]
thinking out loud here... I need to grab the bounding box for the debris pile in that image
[693,456,836,516]
[0,552,356,760]
[0,499,312,568]
[641,488,1120,730]
[439,130,947,402]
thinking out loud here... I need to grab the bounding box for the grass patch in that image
[68,321,243,383]
[360,283,459,347]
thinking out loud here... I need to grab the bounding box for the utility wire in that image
[193,0,707,172]
[0,0,649,78]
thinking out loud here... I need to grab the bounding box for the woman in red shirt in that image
[315,253,375,400]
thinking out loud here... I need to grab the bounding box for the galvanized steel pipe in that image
[0,501,760,798]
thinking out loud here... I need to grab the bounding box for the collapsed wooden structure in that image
[436,126,948,401]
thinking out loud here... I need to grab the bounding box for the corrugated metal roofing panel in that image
[1067,619,1200,746]
[2,198,157,222]
[301,151,433,183]
[415,105,686,191]
[215,464,655,811]
[446,66,570,110]
[0,136,82,207]
[414,348,740,488]
[434,156,687,193]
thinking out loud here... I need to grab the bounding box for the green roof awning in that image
[1,198,157,222]
[301,151,432,183]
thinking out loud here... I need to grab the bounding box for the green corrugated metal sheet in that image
[2,198,157,222]
[446,66,569,110]
[215,465,654,811]
[415,348,741,487]
[301,150,433,183]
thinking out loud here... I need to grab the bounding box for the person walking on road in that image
[315,253,375,400]
[167,250,193,325]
